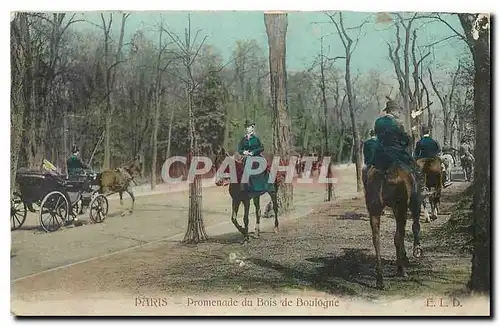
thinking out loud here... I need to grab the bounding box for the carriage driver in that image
[67,145,90,178]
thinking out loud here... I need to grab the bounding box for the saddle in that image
[416,157,442,175]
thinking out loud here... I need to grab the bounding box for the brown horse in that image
[97,157,143,215]
[416,157,442,223]
[213,147,285,242]
[363,164,423,289]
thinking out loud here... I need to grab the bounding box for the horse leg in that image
[370,215,384,289]
[231,199,245,236]
[119,192,126,216]
[253,197,261,237]
[269,191,279,233]
[242,199,250,242]
[410,188,423,259]
[393,204,409,278]
[422,196,430,223]
[126,187,135,214]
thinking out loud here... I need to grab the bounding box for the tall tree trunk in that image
[458,13,490,294]
[178,14,208,243]
[265,12,293,212]
[319,37,329,156]
[151,26,164,190]
[166,106,175,159]
[345,60,362,191]
[11,13,29,191]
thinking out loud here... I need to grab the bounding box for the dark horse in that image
[416,157,442,223]
[97,157,143,215]
[363,164,423,289]
[213,147,283,241]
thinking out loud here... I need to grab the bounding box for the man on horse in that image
[414,126,449,187]
[372,99,426,194]
[67,145,90,178]
[237,120,271,194]
[459,135,475,181]
[361,129,377,185]
[459,135,475,165]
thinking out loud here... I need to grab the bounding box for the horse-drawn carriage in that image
[11,160,108,232]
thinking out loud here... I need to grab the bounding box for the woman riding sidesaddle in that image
[236,120,272,194]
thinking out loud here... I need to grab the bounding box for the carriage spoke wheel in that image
[89,195,108,223]
[39,191,69,233]
[11,192,27,231]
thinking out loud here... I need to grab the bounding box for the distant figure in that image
[414,126,441,160]
[361,129,377,186]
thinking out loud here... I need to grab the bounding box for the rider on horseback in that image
[361,129,377,185]
[372,99,426,195]
[414,126,449,187]
[414,125,440,160]
[459,135,475,165]
[237,120,269,193]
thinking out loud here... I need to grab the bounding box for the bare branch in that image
[324,55,346,62]
[325,12,347,49]
[428,68,446,110]
[190,35,208,65]
[431,13,468,44]
[424,34,461,48]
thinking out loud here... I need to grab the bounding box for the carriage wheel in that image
[11,192,27,231]
[89,194,108,223]
[39,191,69,233]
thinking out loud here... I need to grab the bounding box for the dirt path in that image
[11,167,489,316]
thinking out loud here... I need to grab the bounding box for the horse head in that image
[123,157,143,181]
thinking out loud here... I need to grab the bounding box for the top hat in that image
[244,120,256,128]
[383,100,401,112]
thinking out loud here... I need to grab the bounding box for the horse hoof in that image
[376,280,385,290]
[254,230,260,238]
[120,212,126,217]
[413,246,423,258]
[274,227,279,234]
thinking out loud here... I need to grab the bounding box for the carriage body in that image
[11,169,107,232]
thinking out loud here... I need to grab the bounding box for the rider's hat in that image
[369,129,375,137]
[71,145,79,154]
[244,120,256,128]
[383,100,401,113]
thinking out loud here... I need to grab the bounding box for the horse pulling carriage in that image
[11,161,109,232]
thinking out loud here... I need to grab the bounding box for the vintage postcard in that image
[9,8,491,317]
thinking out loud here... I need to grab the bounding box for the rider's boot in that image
[412,163,428,196]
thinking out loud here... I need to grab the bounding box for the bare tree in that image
[428,63,460,146]
[326,12,366,192]
[264,12,294,212]
[164,14,209,243]
[457,13,490,293]
[97,13,130,169]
